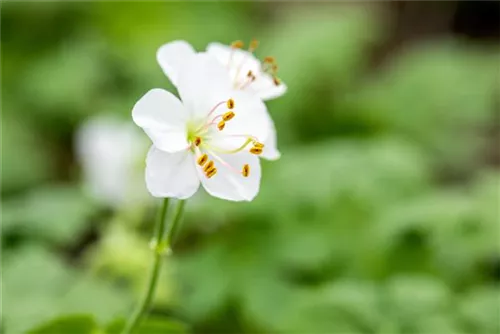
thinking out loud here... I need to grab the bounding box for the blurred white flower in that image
[75,115,149,207]
[157,39,285,160]
[133,54,273,201]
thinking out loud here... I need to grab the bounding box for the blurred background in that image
[2,1,499,333]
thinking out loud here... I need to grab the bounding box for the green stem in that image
[121,198,170,334]
[165,200,186,248]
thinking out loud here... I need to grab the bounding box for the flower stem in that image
[165,200,186,248]
[121,198,170,334]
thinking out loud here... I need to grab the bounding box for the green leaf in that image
[458,286,500,334]
[105,317,189,334]
[2,185,95,244]
[275,280,381,333]
[3,246,131,334]
[386,276,451,330]
[26,314,97,334]
[0,112,55,193]
[264,5,383,143]
[20,35,108,124]
[346,41,498,171]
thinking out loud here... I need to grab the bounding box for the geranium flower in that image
[157,39,286,101]
[156,39,285,159]
[75,115,149,207]
[132,54,273,201]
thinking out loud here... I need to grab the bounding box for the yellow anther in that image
[223,111,235,121]
[231,40,244,49]
[249,39,259,52]
[194,137,202,146]
[203,161,214,172]
[227,98,235,109]
[246,70,256,82]
[206,167,217,178]
[242,164,250,177]
[217,121,226,131]
[273,77,281,86]
[264,56,275,64]
[197,154,208,166]
[250,147,263,155]
[272,64,278,72]
[253,142,264,149]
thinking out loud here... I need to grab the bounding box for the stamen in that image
[273,77,281,86]
[194,137,202,146]
[227,98,235,109]
[263,56,275,64]
[240,74,256,90]
[250,147,263,155]
[248,39,259,52]
[222,111,235,121]
[196,115,221,133]
[207,101,226,118]
[209,137,255,154]
[242,164,250,177]
[206,149,243,175]
[262,58,279,77]
[206,168,217,178]
[247,71,256,82]
[226,134,260,142]
[203,160,214,172]
[217,121,226,131]
[231,40,244,49]
[197,154,208,166]
[253,142,264,149]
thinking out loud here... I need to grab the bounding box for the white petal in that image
[248,74,287,101]
[145,146,200,199]
[206,42,287,100]
[132,88,189,153]
[206,42,234,65]
[206,42,261,69]
[176,53,233,119]
[208,89,272,152]
[199,151,260,201]
[157,40,196,86]
[206,42,262,86]
[260,121,281,161]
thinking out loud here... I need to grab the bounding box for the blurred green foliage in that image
[1,2,499,334]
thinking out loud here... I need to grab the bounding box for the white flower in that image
[132,54,273,201]
[156,39,285,160]
[75,115,149,207]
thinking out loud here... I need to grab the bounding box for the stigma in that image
[189,97,265,180]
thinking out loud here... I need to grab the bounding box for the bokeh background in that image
[2,1,500,334]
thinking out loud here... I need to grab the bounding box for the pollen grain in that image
[231,40,244,49]
[250,147,263,155]
[203,161,214,172]
[223,111,235,121]
[242,164,250,177]
[205,167,217,178]
[197,154,208,166]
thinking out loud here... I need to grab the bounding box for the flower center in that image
[186,98,264,179]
